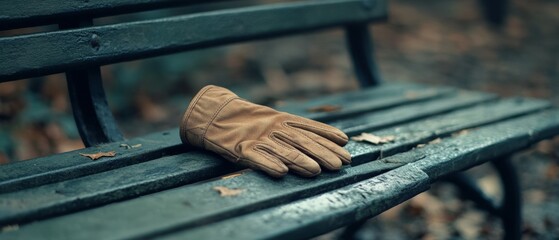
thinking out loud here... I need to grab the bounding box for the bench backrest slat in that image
[0,0,226,30]
[0,0,387,82]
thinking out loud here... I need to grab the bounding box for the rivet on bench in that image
[90,34,100,50]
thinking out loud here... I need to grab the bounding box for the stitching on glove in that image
[296,130,350,163]
[245,148,287,176]
[269,131,296,151]
[181,86,213,144]
[283,121,348,142]
[255,144,315,176]
[274,130,337,170]
[200,96,240,145]
[253,145,289,169]
[204,138,240,163]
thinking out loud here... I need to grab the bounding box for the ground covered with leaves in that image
[1,0,558,239]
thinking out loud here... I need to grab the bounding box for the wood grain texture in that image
[156,110,559,240]
[0,0,387,82]
[0,92,548,226]
[3,109,559,240]
[0,0,212,30]
[0,83,441,193]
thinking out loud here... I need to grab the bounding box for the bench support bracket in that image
[60,20,124,146]
[345,23,382,87]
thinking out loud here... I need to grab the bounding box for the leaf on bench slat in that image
[451,129,470,137]
[1,224,19,233]
[213,186,244,197]
[79,151,116,160]
[306,105,342,113]
[119,144,142,149]
[351,133,396,145]
[429,138,442,144]
[221,173,244,180]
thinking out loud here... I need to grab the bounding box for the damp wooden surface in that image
[0,83,453,193]
[3,110,559,240]
[0,92,550,226]
[0,0,212,30]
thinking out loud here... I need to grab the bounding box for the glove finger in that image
[260,144,321,177]
[296,130,351,165]
[273,131,342,171]
[237,141,288,178]
[285,117,348,146]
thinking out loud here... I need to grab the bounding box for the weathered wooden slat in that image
[160,165,430,240]
[328,90,495,136]
[0,0,219,30]
[153,110,559,240]
[0,130,183,194]
[0,0,388,82]
[3,110,559,240]
[0,83,445,193]
[0,98,549,229]
[346,98,551,165]
[278,86,457,122]
[0,89,493,225]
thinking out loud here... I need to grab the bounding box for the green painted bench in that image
[0,0,556,239]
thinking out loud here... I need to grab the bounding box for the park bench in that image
[0,0,557,239]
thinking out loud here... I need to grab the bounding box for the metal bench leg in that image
[443,157,521,240]
[492,157,522,240]
[338,218,368,240]
[339,157,521,240]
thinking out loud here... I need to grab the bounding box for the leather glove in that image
[180,85,351,177]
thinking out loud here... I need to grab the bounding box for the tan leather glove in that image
[180,85,351,177]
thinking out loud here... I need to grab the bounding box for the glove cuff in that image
[180,85,239,147]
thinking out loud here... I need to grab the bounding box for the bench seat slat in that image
[161,165,430,240]
[276,83,452,122]
[0,96,549,227]
[153,110,559,240]
[0,0,387,82]
[0,83,442,193]
[3,109,559,240]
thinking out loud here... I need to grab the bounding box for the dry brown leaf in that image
[221,173,243,180]
[545,163,559,180]
[405,91,419,99]
[351,133,396,145]
[452,129,470,137]
[79,151,116,160]
[213,186,244,197]
[429,138,442,144]
[307,105,342,113]
[1,224,19,233]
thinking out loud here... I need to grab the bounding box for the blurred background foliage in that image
[0,0,558,238]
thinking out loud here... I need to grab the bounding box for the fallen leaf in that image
[452,129,470,137]
[221,173,243,180]
[79,151,116,160]
[1,224,19,233]
[405,91,419,99]
[429,138,442,144]
[213,186,244,197]
[120,143,142,149]
[351,133,396,145]
[307,105,342,113]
